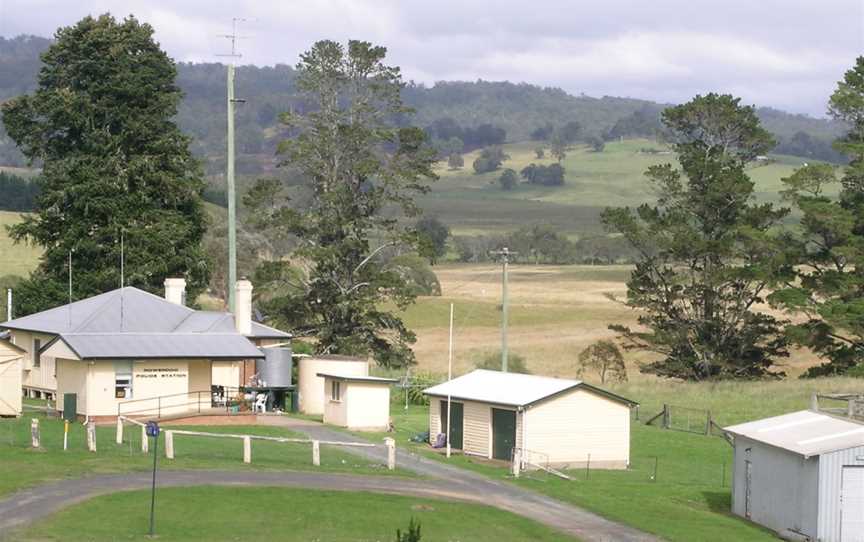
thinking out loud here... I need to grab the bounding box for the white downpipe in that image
[446,303,454,459]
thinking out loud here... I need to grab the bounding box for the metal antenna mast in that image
[490,247,517,372]
[218,18,248,312]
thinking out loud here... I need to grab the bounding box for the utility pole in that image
[219,18,247,313]
[490,247,517,372]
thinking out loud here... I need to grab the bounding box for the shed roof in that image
[317,373,397,384]
[45,333,265,360]
[725,410,864,457]
[422,369,637,407]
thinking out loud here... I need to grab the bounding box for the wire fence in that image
[642,403,727,439]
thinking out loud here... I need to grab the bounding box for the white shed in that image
[0,337,24,416]
[297,355,369,415]
[725,410,864,542]
[423,370,637,469]
[318,373,396,431]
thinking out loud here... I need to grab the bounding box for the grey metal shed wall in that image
[818,445,864,542]
[731,436,819,538]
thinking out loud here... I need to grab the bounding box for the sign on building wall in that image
[132,361,190,411]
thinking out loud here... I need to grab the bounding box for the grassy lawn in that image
[0,416,406,498]
[8,486,575,542]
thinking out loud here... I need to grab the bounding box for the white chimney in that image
[235,279,253,335]
[164,278,187,306]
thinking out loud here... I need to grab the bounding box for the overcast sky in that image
[1,0,861,116]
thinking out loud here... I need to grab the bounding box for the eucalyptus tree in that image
[245,40,437,368]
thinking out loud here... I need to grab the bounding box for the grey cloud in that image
[0,0,861,115]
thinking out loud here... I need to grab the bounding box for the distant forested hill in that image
[0,34,846,172]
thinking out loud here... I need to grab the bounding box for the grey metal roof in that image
[725,410,864,457]
[53,333,264,360]
[173,311,289,339]
[423,369,637,407]
[1,287,289,339]
[1,286,289,360]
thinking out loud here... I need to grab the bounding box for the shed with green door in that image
[424,369,637,469]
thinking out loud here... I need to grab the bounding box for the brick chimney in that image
[235,279,253,335]
[164,278,187,306]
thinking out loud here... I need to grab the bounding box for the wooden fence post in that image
[141,425,148,453]
[243,436,251,464]
[165,430,174,459]
[512,448,521,478]
[116,418,123,445]
[810,393,819,412]
[30,418,40,448]
[312,440,320,466]
[384,437,396,471]
[663,404,670,429]
[86,421,96,452]
[705,410,713,436]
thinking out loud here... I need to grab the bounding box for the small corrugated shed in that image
[424,370,636,469]
[725,410,864,542]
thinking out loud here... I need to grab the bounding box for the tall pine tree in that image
[602,94,789,380]
[770,57,864,376]
[2,15,208,314]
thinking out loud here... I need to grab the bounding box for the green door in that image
[440,400,463,449]
[492,408,516,460]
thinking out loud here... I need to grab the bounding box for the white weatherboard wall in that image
[523,387,630,468]
[12,330,57,395]
[298,357,368,415]
[731,436,819,539]
[345,382,391,431]
[55,359,211,417]
[428,389,628,467]
[428,398,524,459]
[212,361,240,388]
[0,342,22,416]
[818,445,864,542]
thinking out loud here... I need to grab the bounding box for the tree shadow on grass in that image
[702,491,731,514]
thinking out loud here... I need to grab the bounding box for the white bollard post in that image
[141,425,148,453]
[243,436,251,464]
[384,437,396,471]
[86,421,96,453]
[165,430,174,460]
[512,448,522,478]
[116,418,123,445]
[30,418,40,448]
[312,440,320,466]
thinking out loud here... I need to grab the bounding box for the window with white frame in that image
[114,360,133,399]
[331,380,341,402]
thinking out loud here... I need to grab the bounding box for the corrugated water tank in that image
[256,346,292,387]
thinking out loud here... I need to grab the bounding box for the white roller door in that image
[842,466,864,542]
